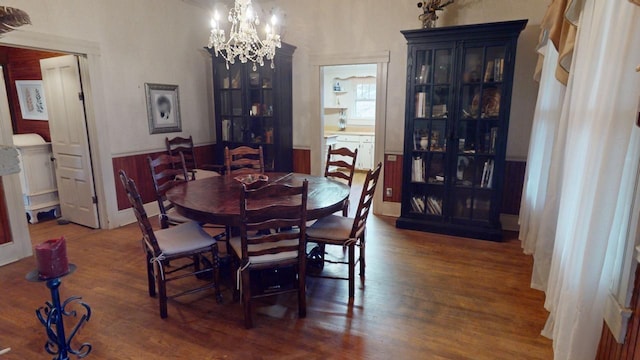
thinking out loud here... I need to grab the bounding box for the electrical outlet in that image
[386,188,392,197]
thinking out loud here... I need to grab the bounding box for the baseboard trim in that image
[603,292,632,343]
[379,201,401,217]
[114,201,159,228]
[500,214,520,232]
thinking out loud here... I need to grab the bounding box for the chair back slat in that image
[225,146,264,175]
[239,181,308,262]
[166,136,197,179]
[148,153,189,227]
[325,146,357,187]
[350,163,382,238]
[118,170,162,255]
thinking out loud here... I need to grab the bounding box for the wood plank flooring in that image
[0,215,552,359]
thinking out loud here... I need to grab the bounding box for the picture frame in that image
[15,80,49,121]
[145,83,181,134]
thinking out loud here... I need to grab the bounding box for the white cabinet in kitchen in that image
[334,134,374,170]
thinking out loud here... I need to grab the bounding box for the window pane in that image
[356,83,376,100]
[355,100,375,118]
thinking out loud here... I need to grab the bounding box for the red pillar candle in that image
[35,237,69,279]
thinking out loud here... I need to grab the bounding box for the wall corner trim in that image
[604,292,633,344]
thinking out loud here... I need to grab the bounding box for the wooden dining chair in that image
[148,152,227,252]
[148,153,191,229]
[166,135,222,179]
[306,162,382,298]
[324,145,358,216]
[229,180,309,328]
[225,146,264,175]
[165,136,198,180]
[118,169,222,319]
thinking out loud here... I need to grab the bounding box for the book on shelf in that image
[426,196,442,215]
[415,92,428,118]
[413,130,425,151]
[417,64,430,84]
[432,104,447,118]
[221,119,231,141]
[411,156,425,182]
[489,127,498,154]
[410,195,425,213]
[430,174,445,183]
[484,60,494,82]
[480,159,494,188]
[493,58,504,81]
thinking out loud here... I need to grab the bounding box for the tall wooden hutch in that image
[208,43,296,172]
[395,20,527,241]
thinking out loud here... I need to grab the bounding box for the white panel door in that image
[40,55,99,228]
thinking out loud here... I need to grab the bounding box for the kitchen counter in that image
[325,130,375,136]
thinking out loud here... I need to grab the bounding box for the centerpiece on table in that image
[234,174,269,189]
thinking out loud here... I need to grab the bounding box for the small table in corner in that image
[166,172,350,227]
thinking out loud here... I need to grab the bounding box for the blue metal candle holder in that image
[26,264,92,360]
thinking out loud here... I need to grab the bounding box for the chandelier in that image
[208,0,281,70]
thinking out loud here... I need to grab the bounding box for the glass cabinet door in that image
[453,45,506,223]
[407,47,452,218]
[246,66,276,170]
[216,62,244,143]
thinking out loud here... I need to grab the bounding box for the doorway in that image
[310,51,389,214]
[0,32,109,266]
[0,47,99,227]
[321,64,377,182]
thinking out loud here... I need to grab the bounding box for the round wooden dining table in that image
[165,172,350,227]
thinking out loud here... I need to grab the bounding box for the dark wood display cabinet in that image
[208,43,296,172]
[395,20,527,241]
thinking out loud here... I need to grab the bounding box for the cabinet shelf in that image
[396,20,527,242]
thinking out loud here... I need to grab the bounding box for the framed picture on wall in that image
[145,83,181,134]
[15,80,49,121]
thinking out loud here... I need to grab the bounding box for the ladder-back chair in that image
[229,180,309,328]
[119,170,222,318]
[306,162,382,298]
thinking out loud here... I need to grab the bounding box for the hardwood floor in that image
[0,215,552,359]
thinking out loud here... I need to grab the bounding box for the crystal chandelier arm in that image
[208,0,282,70]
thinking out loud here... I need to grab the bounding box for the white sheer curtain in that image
[519,0,640,358]
[519,41,566,291]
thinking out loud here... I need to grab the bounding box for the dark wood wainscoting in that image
[597,265,640,359]
[113,144,216,211]
[502,160,526,215]
[384,154,403,203]
[292,148,310,174]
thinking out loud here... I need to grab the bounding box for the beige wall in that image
[1,0,215,157]
[0,0,546,158]
[0,0,548,227]
[264,0,547,159]
[0,0,216,228]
